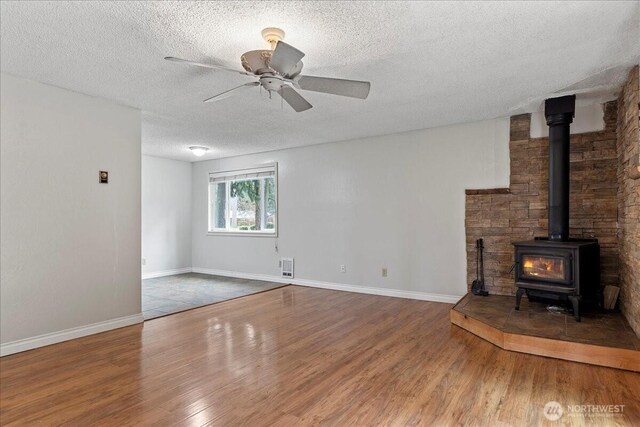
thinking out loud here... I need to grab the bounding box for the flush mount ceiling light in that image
[189,146,209,157]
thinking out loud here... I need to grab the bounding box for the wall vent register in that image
[281,258,294,279]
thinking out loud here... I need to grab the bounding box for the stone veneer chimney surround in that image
[465,66,640,335]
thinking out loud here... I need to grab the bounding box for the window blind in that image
[209,165,275,183]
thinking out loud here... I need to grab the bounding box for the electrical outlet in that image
[340,264,346,273]
[382,267,388,277]
[141,258,146,266]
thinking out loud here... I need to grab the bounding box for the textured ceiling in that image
[1,1,638,162]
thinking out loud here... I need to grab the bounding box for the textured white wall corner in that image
[0,313,144,357]
[191,118,510,298]
[530,103,606,138]
[142,155,193,275]
[0,73,142,346]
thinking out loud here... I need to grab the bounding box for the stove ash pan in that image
[513,238,600,321]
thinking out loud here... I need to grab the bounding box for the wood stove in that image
[513,238,600,321]
[512,95,601,321]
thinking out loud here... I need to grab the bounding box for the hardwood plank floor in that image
[1,286,639,426]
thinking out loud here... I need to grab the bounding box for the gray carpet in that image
[142,273,285,320]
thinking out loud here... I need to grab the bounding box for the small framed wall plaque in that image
[99,171,109,184]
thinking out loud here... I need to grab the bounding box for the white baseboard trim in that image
[191,267,463,304]
[293,278,463,304]
[142,267,192,280]
[0,313,144,357]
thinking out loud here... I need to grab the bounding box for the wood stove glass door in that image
[520,254,569,283]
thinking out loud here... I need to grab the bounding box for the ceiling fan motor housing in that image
[241,49,303,78]
[260,74,284,92]
[240,50,273,75]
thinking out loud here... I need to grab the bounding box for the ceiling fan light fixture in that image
[189,146,209,157]
[261,27,285,49]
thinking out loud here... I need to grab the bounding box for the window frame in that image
[207,163,278,237]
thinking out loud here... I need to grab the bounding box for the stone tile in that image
[565,313,638,350]
[504,310,567,339]
[142,273,284,319]
[142,296,180,311]
[457,295,511,328]
[455,293,640,351]
[145,298,193,313]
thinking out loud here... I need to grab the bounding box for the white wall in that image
[0,73,142,354]
[142,155,192,277]
[192,118,510,300]
[530,103,605,138]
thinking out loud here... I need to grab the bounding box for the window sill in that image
[206,231,278,238]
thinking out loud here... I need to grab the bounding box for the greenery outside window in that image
[208,164,277,235]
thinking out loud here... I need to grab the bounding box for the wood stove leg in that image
[568,295,581,322]
[515,288,525,310]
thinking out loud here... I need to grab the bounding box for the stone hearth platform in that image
[450,293,640,371]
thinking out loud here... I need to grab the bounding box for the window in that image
[208,164,277,235]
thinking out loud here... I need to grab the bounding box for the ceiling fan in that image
[165,27,371,112]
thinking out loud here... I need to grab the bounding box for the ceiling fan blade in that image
[297,75,371,99]
[278,86,312,112]
[269,42,305,76]
[165,57,252,76]
[204,82,260,103]
[285,61,304,78]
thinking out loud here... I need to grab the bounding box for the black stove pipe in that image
[544,95,575,241]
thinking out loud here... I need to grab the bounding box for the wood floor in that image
[1,286,639,426]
